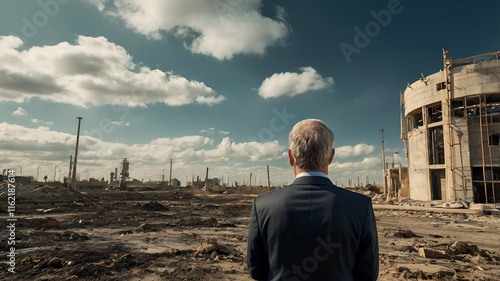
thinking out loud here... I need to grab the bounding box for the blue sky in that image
[0,0,499,186]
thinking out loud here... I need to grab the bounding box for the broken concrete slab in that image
[447,241,479,256]
[418,248,450,259]
[397,263,455,279]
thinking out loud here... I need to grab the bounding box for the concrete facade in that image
[402,51,500,204]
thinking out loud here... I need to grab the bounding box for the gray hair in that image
[288,119,334,171]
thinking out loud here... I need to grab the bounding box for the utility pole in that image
[67,155,72,185]
[169,159,172,184]
[203,167,209,192]
[267,165,271,188]
[379,129,387,198]
[71,117,83,190]
[249,172,252,186]
[54,165,57,182]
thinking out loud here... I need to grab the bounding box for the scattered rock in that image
[393,229,422,238]
[205,217,218,227]
[397,245,418,253]
[196,237,237,257]
[142,201,169,211]
[61,231,89,241]
[446,241,479,256]
[32,218,60,229]
[48,257,63,268]
[397,264,455,279]
[419,248,450,259]
[69,202,84,210]
[118,230,133,235]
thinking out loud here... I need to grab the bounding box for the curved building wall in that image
[403,55,500,203]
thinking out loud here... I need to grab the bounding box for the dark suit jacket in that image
[247,176,379,281]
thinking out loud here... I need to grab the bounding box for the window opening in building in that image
[436,82,446,91]
[429,126,444,165]
[489,133,500,145]
[428,103,443,123]
[451,99,465,117]
[430,169,445,200]
[412,109,423,129]
[467,97,480,116]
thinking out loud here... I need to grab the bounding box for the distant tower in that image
[119,158,129,190]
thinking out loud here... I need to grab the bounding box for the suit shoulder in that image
[254,186,287,201]
[330,185,372,202]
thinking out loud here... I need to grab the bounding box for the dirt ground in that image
[1,187,499,280]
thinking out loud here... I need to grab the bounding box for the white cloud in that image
[31,118,55,126]
[329,157,380,173]
[0,122,286,182]
[88,0,289,60]
[0,35,224,107]
[110,121,130,127]
[219,130,229,135]
[335,143,375,158]
[258,67,334,98]
[11,107,27,116]
[199,127,215,134]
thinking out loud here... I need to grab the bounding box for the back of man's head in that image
[289,119,334,171]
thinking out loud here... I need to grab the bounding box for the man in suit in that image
[247,119,379,281]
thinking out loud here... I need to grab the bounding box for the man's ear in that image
[328,148,335,165]
[288,149,294,167]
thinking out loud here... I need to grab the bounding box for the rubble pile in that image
[0,181,84,200]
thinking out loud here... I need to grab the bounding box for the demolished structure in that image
[401,50,500,205]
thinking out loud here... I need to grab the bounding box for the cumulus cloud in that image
[88,0,289,60]
[31,119,55,126]
[0,122,286,181]
[110,121,130,127]
[335,143,375,158]
[11,107,27,116]
[258,67,334,99]
[0,35,224,107]
[330,157,380,170]
[219,131,229,135]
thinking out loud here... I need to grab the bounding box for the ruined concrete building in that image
[402,50,500,204]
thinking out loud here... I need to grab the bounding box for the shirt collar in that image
[296,171,329,178]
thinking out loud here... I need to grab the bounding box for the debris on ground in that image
[195,237,238,257]
[141,201,169,211]
[2,188,499,281]
[393,229,422,238]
